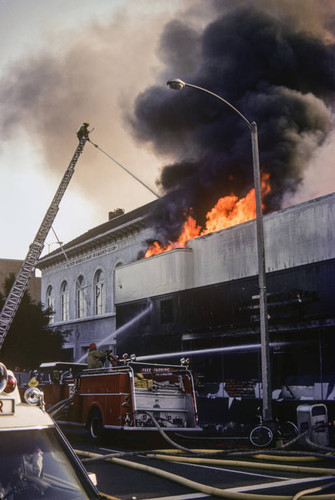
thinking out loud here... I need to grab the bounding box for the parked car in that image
[0,361,107,499]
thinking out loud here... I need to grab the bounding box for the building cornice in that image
[38,215,148,270]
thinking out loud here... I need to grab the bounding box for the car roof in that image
[0,398,54,431]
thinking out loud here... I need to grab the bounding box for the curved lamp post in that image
[167,78,272,421]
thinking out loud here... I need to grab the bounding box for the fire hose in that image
[48,395,74,418]
[77,418,335,499]
[135,412,335,461]
[47,402,334,462]
[76,448,335,500]
[135,410,198,454]
[47,403,335,497]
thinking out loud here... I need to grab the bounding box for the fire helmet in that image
[89,343,97,350]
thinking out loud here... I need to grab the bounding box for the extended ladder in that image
[0,127,89,349]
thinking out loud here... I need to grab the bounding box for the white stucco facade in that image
[38,204,155,361]
[115,193,335,304]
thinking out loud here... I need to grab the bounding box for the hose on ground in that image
[80,416,334,465]
[81,446,334,465]
[305,435,335,454]
[157,449,332,462]
[134,411,296,458]
[75,449,335,500]
[81,410,198,464]
[146,452,335,476]
[135,410,198,454]
[137,414,335,461]
[292,480,335,500]
[304,424,335,454]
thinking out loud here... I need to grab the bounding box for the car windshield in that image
[0,428,98,499]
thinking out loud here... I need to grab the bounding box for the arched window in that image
[46,285,55,324]
[94,269,105,315]
[76,275,87,318]
[61,281,69,321]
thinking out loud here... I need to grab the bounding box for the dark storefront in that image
[116,259,335,425]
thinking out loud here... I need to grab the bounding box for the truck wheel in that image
[88,408,103,441]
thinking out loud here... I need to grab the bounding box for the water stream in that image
[75,300,153,363]
[136,341,292,362]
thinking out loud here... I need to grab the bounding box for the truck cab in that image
[0,362,105,499]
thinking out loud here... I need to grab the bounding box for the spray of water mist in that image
[75,299,153,363]
[137,341,294,362]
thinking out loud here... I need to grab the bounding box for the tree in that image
[0,274,67,370]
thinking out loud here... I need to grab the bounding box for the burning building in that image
[37,1,335,425]
[37,192,335,424]
[129,3,335,252]
[114,193,335,424]
[113,3,335,423]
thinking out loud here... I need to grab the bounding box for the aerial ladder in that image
[0,123,90,350]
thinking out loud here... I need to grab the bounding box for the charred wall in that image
[116,258,335,353]
[114,194,335,424]
[116,258,335,423]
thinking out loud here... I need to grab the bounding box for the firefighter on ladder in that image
[76,122,90,141]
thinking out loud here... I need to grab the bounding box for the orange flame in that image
[145,174,270,258]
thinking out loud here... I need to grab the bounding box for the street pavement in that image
[64,428,335,500]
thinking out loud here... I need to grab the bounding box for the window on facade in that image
[61,280,69,321]
[62,346,74,361]
[94,269,106,315]
[113,261,124,313]
[46,285,55,324]
[76,275,87,318]
[160,298,174,324]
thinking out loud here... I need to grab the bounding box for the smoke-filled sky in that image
[0,0,334,259]
[131,0,335,243]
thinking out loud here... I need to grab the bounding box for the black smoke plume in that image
[130,3,335,245]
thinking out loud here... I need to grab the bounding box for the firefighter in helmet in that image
[76,122,90,141]
[87,343,110,369]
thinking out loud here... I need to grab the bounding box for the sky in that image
[0,0,193,259]
[0,0,334,260]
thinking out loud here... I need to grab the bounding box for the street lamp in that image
[167,78,272,422]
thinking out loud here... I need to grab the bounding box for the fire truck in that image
[0,124,199,446]
[0,361,105,499]
[35,356,200,442]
